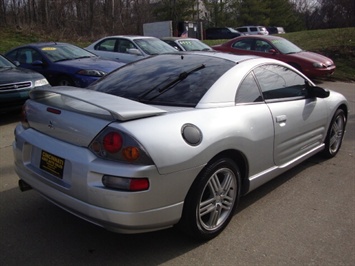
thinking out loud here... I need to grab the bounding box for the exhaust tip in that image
[19,179,32,192]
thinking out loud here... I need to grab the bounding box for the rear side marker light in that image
[102,175,149,191]
[47,107,61,114]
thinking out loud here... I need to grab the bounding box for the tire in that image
[178,157,241,241]
[58,76,74,86]
[322,109,346,158]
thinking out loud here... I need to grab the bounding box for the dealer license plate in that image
[40,150,65,179]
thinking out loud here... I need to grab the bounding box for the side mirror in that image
[127,48,142,56]
[32,60,44,66]
[13,60,21,66]
[310,86,330,98]
[268,49,277,55]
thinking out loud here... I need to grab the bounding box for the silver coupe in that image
[13,52,348,240]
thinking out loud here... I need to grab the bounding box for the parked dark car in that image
[205,27,244,40]
[0,54,50,112]
[212,35,335,78]
[5,42,124,87]
[267,26,286,35]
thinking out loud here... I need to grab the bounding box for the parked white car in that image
[236,26,269,35]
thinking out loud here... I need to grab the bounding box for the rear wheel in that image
[178,157,241,241]
[322,109,346,158]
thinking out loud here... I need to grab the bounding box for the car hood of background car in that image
[56,57,124,72]
[286,51,334,65]
[0,66,44,83]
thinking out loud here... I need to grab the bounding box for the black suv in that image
[205,27,243,40]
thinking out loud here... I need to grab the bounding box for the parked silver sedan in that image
[13,52,348,240]
[85,35,178,63]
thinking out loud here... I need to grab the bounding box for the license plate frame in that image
[40,150,65,179]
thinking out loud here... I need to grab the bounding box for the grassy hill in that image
[1,27,354,81]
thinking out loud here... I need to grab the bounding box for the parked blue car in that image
[5,42,124,88]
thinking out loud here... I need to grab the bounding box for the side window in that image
[118,39,136,53]
[165,41,181,51]
[236,72,262,104]
[237,27,247,33]
[95,39,116,52]
[13,48,37,64]
[250,27,258,32]
[5,50,18,62]
[232,39,252,50]
[254,40,272,52]
[254,64,308,100]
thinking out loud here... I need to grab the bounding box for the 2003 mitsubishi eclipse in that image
[13,52,348,240]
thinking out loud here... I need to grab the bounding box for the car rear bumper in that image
[14,163,183,233]
[12,124,201,233]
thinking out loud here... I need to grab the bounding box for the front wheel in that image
[322,109,346,158]
[178,157,241,241]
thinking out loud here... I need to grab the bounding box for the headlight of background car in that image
[313,62,325,68]
[34,78,49,87]
[77,69,106,77]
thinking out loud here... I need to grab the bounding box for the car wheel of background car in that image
[178,157,241,240]
[58,76,74,86]
[322,109,346,158]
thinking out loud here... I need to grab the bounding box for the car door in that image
[253,64,328,166]
[7,47,53,81]
[230,38,256,55]
[115,38,143,63]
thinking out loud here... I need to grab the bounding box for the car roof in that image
[233,35,282,41]
[184,51,257,63]
[9,42,76,49]
[161,37,199,41]
[98,35,159,40]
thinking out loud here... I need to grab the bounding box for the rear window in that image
[90,54,236,107]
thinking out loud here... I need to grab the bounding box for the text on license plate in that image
[40,150,65,179]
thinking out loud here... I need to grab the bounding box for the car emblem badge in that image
[48,121,55,129]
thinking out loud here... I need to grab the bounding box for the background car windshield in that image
[178,40,211,51]
[271,39,302,54]
[0,55,14,67]
[134,38,177,55]
[40,44,95,62]
[90,54,236,107]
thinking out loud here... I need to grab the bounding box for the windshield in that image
[40,44,96,62]
[177,40,212,51]
[90,54,236,107]
[134,38,178,55]
[271,38,302,54]
[0,55,15,68]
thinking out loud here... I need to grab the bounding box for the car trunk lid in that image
[25,86,167,147]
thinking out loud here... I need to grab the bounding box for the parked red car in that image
[212,35,335,78]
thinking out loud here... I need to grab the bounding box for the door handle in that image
[276,115,287,123]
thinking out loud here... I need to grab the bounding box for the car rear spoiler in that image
[29,86,167,121]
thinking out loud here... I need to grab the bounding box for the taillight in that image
[102,175,149,191]
[103,132,122,153]
[89,127,153,165]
